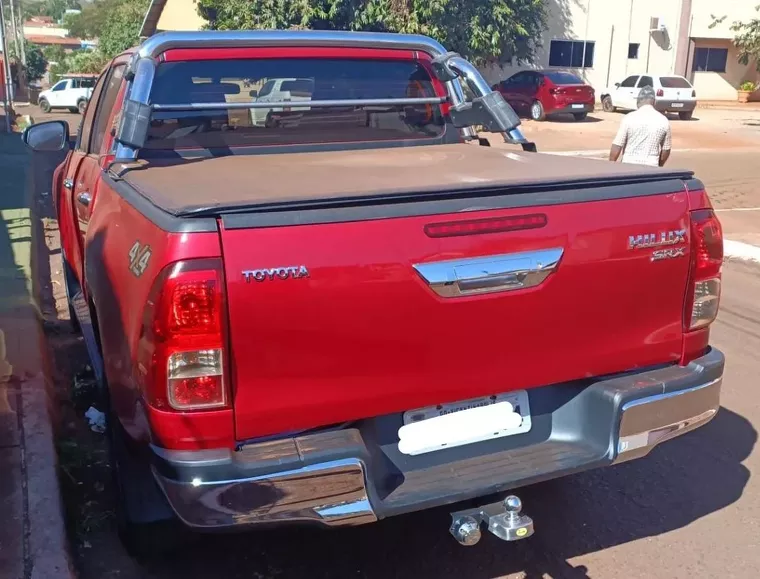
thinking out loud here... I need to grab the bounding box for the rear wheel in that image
[109,417,191,559]
[573,112,588,121]
[530,101,546,122]
[679,111,693,120]
[90,304,190,559]
[601,95,616,113]
[39,98,51,114]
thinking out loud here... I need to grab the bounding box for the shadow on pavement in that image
[548,114,604,124]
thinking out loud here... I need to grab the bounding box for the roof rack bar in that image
[134,30,450,64]
[152,97,448,112]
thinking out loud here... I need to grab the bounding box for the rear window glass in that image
[145,58,445,151]
[544,72,584,85]
[660,76,692,88]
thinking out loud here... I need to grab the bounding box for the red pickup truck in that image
[24,31,725,555]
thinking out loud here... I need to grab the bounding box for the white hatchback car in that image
[600,74,697,120]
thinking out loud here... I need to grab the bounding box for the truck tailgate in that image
[220,187,691,440]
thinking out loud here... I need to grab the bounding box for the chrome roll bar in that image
[115,30,530,159]
[152,97,449,112]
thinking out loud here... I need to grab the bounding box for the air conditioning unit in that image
[650,16,667,32]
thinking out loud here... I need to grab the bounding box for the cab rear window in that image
[145,58,446,151]
[660,77,692,89]
[544,72,584,85]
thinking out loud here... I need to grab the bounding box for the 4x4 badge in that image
[129,241,152,277]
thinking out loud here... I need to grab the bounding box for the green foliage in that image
[97,0,150,59]
[740,80,757,91]
[22,0,80,21]
[24,44,49,82]
[195,0,548,65]
[712,5,760,72]
[7,42,49,83]
[63,0,114,39]
[48,0,148,82]
[42,44,68,65]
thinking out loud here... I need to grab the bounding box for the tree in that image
[712,5,760,72]
[42,44,68,65]
[97,0,150,58]
[23,43,48,82]
[195,0,548,65]
[23,0,80,21]
[7,41,48,84]
[63,0,114,39]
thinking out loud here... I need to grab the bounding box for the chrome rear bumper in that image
[151,348,724,530]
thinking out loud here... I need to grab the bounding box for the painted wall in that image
[156,0,205,32]
[690,1,759,39]
[480,0,684,96]
[22,25,68,38]
[690,39,760,100]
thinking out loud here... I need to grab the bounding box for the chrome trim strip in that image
[620,377,722,411]
[154,457,377,529]
[152,96,448,111]
[413,248,563,298]
[617,408,718,455]
[614,377,722,464]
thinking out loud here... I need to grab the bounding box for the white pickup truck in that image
[38,75,97,114]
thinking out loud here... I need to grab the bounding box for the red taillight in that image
[656,89,664,97]
[139,259,229,411]
[424,214,548,238]
[684,209,723,333]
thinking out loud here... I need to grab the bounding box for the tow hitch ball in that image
[449,495,534,546]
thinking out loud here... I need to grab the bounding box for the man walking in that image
[609,86,672,167]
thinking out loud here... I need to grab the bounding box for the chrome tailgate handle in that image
[413,248,563,298]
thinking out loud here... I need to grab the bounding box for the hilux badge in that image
[628,230,687,250]
[243,266,309,283]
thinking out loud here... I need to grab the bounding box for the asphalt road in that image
[20,114,760,578]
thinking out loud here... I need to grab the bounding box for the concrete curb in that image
[21,136,77,578]
[724,239,760,264]
[21,371,76,579]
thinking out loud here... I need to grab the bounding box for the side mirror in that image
[615,82,621,88]
[22,120,70,152]
[249,89,258,98]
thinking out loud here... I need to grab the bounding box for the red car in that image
[23,31,724,556]
[493,70,595,121]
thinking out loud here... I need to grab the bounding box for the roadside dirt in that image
[38,194,144,578]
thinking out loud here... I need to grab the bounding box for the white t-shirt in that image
[612,105,672,167]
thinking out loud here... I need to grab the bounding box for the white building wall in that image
[480,0,759,101]
[481,0,683,94]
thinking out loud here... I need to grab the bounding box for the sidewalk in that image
[697,100,760,112]
[0,133,73,578]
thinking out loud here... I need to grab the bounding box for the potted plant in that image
[738,81,757,103]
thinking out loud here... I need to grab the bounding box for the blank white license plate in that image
[571,104,585,109]
[671,102,684,108]
[398,391,532,456]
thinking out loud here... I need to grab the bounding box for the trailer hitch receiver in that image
[449,495,534,546]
